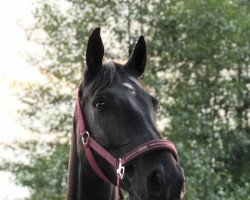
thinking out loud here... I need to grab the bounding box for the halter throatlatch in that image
[76,83,179,199]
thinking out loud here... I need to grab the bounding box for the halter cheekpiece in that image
[76,81,179,199]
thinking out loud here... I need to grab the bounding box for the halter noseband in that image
[76,82,179,198]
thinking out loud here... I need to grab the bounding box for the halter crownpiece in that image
[76,82,179,198]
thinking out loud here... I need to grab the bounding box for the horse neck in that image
[79,168,117,200]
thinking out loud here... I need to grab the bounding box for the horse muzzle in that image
[124,151,185,200]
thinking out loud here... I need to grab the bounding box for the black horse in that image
[67,28,185,200]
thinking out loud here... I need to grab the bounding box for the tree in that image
[144,0,250,199]
[1,0,249,199]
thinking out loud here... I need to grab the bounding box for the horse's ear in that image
[124,36,147,77]
[86,27,104,74]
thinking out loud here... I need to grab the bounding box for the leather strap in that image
[122,139,178,164]
[83,141,112,184]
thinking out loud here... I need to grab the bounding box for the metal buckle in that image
[82,131,90,144]
[116,158,125,179]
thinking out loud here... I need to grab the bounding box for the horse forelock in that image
[82,61,124,97]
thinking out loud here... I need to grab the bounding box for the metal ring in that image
[117,158,125,179]
[82,131,90,144]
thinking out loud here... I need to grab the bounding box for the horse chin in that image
[128,194,159,200]
[128,190,185,200]
[127,192,144,200]
[127,191,154,200]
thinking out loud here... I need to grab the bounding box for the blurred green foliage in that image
[1,0,249,199]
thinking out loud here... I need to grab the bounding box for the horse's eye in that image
[95,101,107,111]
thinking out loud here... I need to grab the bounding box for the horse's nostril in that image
[146,171,165,198]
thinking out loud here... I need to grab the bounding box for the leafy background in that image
[1,0,250,199]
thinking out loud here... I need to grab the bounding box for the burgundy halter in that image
[76,82,179,198]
